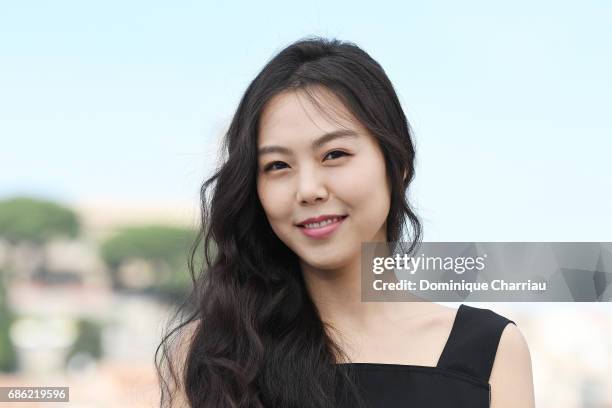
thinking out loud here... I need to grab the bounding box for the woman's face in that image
[256,86,391,271]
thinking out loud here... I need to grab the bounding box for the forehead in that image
[258,86,365,144]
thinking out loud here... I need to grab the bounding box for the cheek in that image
[257,180,294,225]
[338,156,391,225]
[342,157,389,204]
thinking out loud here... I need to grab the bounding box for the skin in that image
[255,85,535,407]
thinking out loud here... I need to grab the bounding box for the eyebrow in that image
[258,129,359,157]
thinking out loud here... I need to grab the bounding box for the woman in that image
[156,36,535,407]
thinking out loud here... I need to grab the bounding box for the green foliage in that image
[0,197,80,244]
[100,225,197,299]
[65,319,102,363]
[0,274,17,372]
[101,225,194,268]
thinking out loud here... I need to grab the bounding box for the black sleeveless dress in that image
[335,304,516,408]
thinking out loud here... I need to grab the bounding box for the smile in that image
[297,215,348,239]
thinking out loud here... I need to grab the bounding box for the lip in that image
[296,214,347,226]
[297,215,348,239]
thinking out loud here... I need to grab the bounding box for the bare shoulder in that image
[421,303,459,326]
[164,318,200,375]
[409,302,457,319]
[162,319,201,408]
[394,302,459,336]
[174,319,200,359]
[489,323,536,408]
[494,324,532,373]
[402,303,460,335]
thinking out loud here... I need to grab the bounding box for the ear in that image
[403,169,408,181]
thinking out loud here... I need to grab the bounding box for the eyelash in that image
[263,150,350,173]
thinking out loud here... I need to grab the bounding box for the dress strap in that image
[436,304,516,382]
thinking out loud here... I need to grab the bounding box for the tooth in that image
[304,217,340,229]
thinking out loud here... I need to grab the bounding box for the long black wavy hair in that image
[155,36,422,408]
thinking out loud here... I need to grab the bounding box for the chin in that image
[300,251,351,270]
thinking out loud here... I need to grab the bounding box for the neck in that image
[299,241,430,332]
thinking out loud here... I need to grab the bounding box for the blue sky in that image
[1,0,610,241]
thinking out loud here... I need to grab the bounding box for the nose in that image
[295,167,328,205]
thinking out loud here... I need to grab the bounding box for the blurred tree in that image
[65,318,102,364]
[0,196,80,282]
[0,197,79,244]
[100,225,196,301]
[0,273,17,372]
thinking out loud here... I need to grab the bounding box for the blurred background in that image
[1,1,611,407]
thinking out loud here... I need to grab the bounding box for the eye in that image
[324,150,349,161]
[263,161,288,172]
